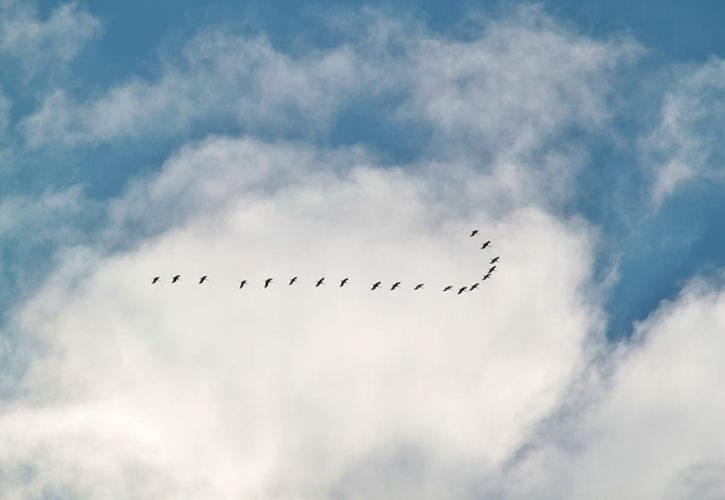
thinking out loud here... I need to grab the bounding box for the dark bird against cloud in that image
[316,277,325,287]
[481,240,491,250]
[172,275,181,283]
[391,281,401,291]
[264,278,273,288]
[340,278,349,287]
[371,281,381,291]
[199,276,208,284]
[289,276,298,286]
[414,283,424,290]
[152,276,160,284]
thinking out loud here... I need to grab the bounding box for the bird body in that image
[458,286,467,295]
[481,240,491,250]
[371,281,381,291]
[482,274,491,281]
[240,280,247,289]
[470,229,479,237]
[172,275,181,283]
[443,285,453,292]
[340,278,349,287]
[199,276,208,284]
[489,265,497,273]
[264,278,273,288]
[152,276,160,284]
[414,283,424,290]
[289,276,298,286]
[470,283,479,291]
[490,256,500,264]
[316,277,325,287]
[391,281,401,291]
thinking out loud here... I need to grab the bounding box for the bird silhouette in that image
[199,276,208,284]
[457,286,468,295]
[391,281,401,291]
[443,285,453,292]
[414,283,424,290]
[239,280,247,289]
[470,283,480,291]
[482,274,491,281]
[289,276,298,286]
[315,277,325,287]
[371,281,382,291]
[481,240,491,250]
[264,278,273,288]
[489,265,497,273]
[470,229,479,237]
[340,277,349,287]
[172,275,181,283]
[490,256,499,264]
[152,276,160,284]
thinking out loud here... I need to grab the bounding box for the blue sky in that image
[1,1,725,498]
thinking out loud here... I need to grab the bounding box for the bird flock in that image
[151,229,500,295]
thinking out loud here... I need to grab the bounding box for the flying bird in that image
[391,281,401,291]
[470,229,479,237]
[470,283,480,291]
[481,240,491,250]
[199,276,208,284]
[443,285,453,292]
[289,276,298,286]
[315,277,325,287]
[151,276,160,284]
[371,281,382,291]
[489,265,497,273]
[239,280,247,289]
[172,275,181,283]
[482,274,491,281]
[264,278,273,288]
[340,277,349,287]
[414,283,424,290]
[490,256,500,264]
[457,286,468,295]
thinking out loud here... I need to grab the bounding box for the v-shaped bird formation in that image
[150,230,501,295]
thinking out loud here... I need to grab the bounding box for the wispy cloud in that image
[644,58,725,205]
[0,0,100,75]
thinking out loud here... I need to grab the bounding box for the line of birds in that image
[150,230,499,295]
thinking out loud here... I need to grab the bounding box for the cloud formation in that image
[0,0,100,75]
[3,133,601,498]
[645,58,725,205]
[0,5,722,500]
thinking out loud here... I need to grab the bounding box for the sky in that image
[1,0,725,498]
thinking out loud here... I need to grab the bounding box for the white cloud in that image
[497,277,725,500]
[644,58,725,205]
[0,0,100,74]
[1,134,601,498]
